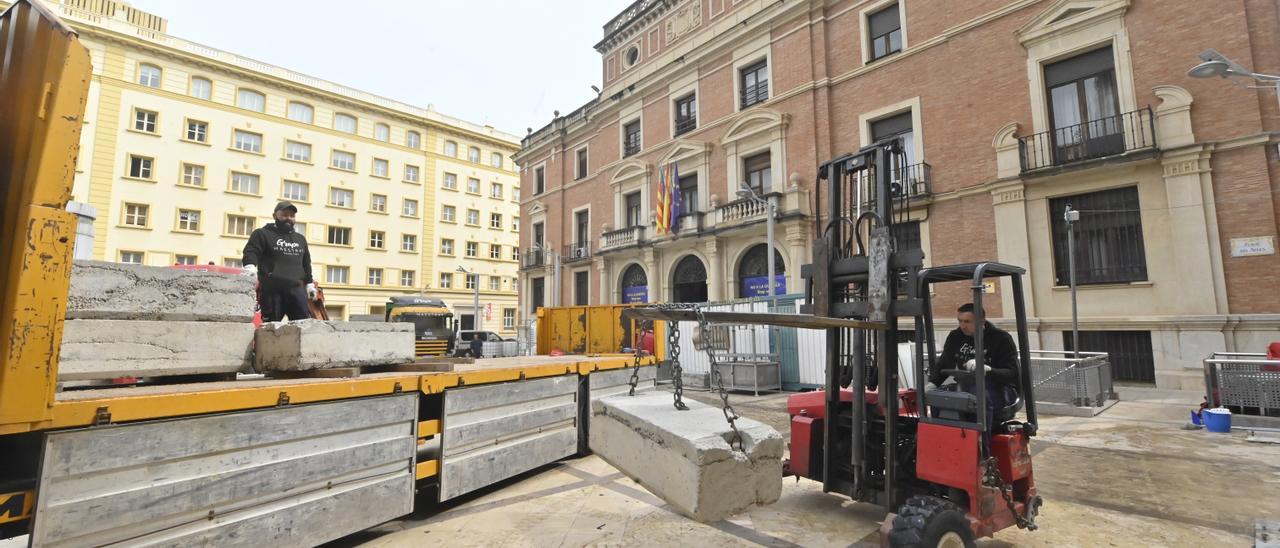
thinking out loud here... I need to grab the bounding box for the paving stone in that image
[67,260,255,322]
[588,391,783,522]
[58,319,253,380]
[254,319,414,371]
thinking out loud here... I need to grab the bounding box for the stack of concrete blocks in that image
[253,319,413,372]
[589,391,783,522]
[59,261,257,380]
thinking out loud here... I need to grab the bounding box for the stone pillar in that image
[595,256,610,305]
[705,238,723,301]
[784,224,808,297]
[643,248,659,303]
[989,122,1036,319]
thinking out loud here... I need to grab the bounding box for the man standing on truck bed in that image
[242,201,315,322]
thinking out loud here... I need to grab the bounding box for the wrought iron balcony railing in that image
[1019,107,1156,172]
[623,133,641,157]
[521,248,545,270]
[854,162,933,209]
[674,116,697,136]
[562,242,591,263]
[741,81,768,109]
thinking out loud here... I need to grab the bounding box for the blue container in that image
[1204,407,1232,433]
[1190,410,1203,426]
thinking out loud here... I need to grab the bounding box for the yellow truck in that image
[0,2,656,544]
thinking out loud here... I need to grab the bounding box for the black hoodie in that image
[242,222,312,288]
[929,321,1019,387]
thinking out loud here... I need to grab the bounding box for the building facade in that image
[515,0,1280,389]
[27,0,523,335]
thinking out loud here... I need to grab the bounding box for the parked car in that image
[454,330,506,358]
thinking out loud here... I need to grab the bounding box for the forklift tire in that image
[888,495,976,548]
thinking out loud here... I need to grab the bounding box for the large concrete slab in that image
[589,391,783,522]
[58,319,253,380]
[254,319,414,371]
[68,260,255,322]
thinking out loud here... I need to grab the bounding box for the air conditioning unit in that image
[890,181,904,197]
[573,246,586,259]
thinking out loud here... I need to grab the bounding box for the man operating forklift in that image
[928,303,1020,432]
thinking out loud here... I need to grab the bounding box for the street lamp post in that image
[1188,48,1280,111]
[1064,204,1080,359]
[456,266,480,331]
[737,184,777,308]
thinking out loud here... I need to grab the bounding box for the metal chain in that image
[696,306,744,452]
[982,456,1035,530]
[627,336,643,396]
[668,316,688,410]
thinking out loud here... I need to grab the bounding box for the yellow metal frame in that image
[536,304,667,357]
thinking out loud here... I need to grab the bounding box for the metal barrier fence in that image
[1204,352,1280,416]
[1028,350,1117,407]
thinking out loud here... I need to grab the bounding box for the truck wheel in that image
[888,495,975,548]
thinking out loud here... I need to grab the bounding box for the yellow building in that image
[22,0,522,335]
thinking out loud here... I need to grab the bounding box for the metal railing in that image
[562,242,591,263]
[1204,353,1280,416]
[623,132,642,157]
[674,116,697,136]
[1019,107,1156,172]
[854,162,932,209]
[1028,350,1117,407]
[521,248,545,270]
[741,81,769,109]
[601,226,644,250]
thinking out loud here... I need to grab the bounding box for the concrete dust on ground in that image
[333,385,1275,547]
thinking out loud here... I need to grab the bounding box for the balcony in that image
[601,226,644,251]
[674,116,697,136]
[1019,107,1156,172]
[563,242,592,263]
[623,133,641,158]
[521,248,545,270]
[854,162,933,209]
[715,192,779,225]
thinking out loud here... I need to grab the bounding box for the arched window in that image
[444,141,458,156]
[736,243,786,297]
[406,131,421,148]
[189,76,212,99]
[374,123,390,142]
[671,255,708,303]
[620,264,648,303]
[138,63,162,88]
[468,146,481,163]
[287,101,314,123]
[334,113,358,134]
[490,152,503,168]
[237,89,265,112]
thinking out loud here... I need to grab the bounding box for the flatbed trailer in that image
[0,2,658,545]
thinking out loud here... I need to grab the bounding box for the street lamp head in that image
[737,183,761,202]
[1188,59,1230,79]
[455,266,469,274]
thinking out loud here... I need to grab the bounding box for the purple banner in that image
[740,275,786,297]
[622,285,648,303]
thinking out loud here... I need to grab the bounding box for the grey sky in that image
[125,0,628,137]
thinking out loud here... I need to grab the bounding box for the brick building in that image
[514,0,1280,389]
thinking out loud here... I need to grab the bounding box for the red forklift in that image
[782,140,1042,546]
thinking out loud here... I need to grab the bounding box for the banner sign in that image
[740,275,786,297]
[622,285,648,303]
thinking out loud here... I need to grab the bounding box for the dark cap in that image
[274,201,298,213]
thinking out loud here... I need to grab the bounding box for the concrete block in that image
[589,391,783,522]
[68,260,255,322]
[58,320,253,380]
[255,319,414,371]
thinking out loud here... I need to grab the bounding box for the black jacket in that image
[242,222,312,288]
[929,321,1019,387]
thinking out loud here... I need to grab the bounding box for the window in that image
[123,203,149,227]
[488,276,501,291]
[1045,46,1122,163]
[468,146,480,163]
[444,141,458,156]
[465,273,478,289]
[138,63,161,88]
[404,165,420,182]
[575,148,588,180]
[466,209,479,226]
[181,163,204,187]
[282,180,309,202]
[513,187,521,201]
[288,101,314,123]
[625,191,641,228]
[226,214,256,236]
[230,172,260,195]
[623,120,641,157]
[503,308,515,329]
[400,270,416,287]
[331,150,356,170]
[674,93,697,135]
[743,151,772,195]
[327,226,352,246]
[374,123,390,142]
[490,212,502,229]
[870,111,916,185]
[465,241,478,257]
[625,45,640,67]
[490,152,503,168]
[441,238,455,255]
[329,187,354,208]
[442,205,456,222]
[128,155,153,179]
[490,182,503,198]
[370,193,387,213]
[334,113,357,134]
[369,230,385,249]
[285,140,311,162]
[233,130,262,154]
[511,247,520,261]
[466,177,480,194]
[177,209,200,232]
[406,131,421,148]
[402,198,419,217]
[740,60,769,109]
[512,217,519,232]
[535,167,545,195]
[185,120,207,142]
[868,3,903,61]
[490,244,503,260]
[134,109,157,133]
[401,234,418,252]
[368,268,383,286]
[175,255,197,266]
[189,77,212,100]
[237,89,265,112]
[293,222,307,236]
[1050,186,1147,285]
[326,266,349,285]
[372,158,389,178]
[1063,331,1155,383]
[439,272,453,288]
[119,251,144,264]
[574,271,589,306]
[442,172,458,190]
[678,174,698,216]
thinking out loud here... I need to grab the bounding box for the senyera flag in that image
[654,162,681,235]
